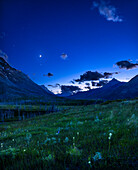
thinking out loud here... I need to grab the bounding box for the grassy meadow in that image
[0,100,137,169]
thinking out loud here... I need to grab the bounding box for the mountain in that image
[0,57,56,101]
[57,90,73,97]
[68,77,137,100]
[57,92,71,97]
[40,85,54,95]
[106,75,138,100]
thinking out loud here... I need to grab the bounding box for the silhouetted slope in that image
[106,75,138,100]
[0,57,56,100]
[40,85,54,95]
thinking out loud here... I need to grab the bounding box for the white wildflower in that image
[108,133,112,140]
[88,161,91,164]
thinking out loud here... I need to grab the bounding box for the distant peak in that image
[110,78,120,83]
[103,78,121,87]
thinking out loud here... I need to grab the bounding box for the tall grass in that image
[0,99,137,169]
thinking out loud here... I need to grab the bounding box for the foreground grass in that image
[0,100,137,169]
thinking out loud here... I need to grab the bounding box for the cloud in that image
[103,72,114,78]
[48,83,60,88]
[85,82,91,86]
[96,80,108,86]
[116,60,138,70]
[74,79,82,84]
[92,81,96,86]
[104,72,119,78]
[85,83,91,89]
[92,0,123,22]
[74,71,118,83]
[61,53,68,60]
[61,85,81,95]
[70,80,75,84]
[91,80,108,87]
[0,50,8,61]
[48,84,81,95]
[85,82,91,90]
[48,85,57,88]
[56,83,60,86]
[74,71,104,83]
[43,72,53,77]
[85,86,91,90]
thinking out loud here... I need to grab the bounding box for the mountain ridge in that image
[68,76,138,100]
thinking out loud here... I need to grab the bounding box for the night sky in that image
[0,0,138,94]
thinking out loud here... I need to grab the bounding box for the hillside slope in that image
[0,57,56,100]
[106,75,138,100]
[69,78,126,100]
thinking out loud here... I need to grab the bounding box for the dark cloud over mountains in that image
[74,71,118,83]
[116,60,138,70]
[74,71,104,82]
[85,82,91,90]
[48,83,60,88]
[61,85,81,92]
[96,80,108,86]
[47,83,81,95]
[85,86,91,90]
[104,72,119,78]
[92,81,96,86]
[61,85,81,95]
[91,80,108,87]
[70,80,75,84]
[45,59,136,94]
[73,79,82,84]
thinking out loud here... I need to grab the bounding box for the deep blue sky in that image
[0,0,138,93]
